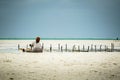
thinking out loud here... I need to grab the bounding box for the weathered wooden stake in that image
[100,45,102,51]
[91,44,93,51]
[87,46,89,52]
[83,45,85,52]
[105,45,107,51]
[78,46,80,52]
[42,43,44,50]
[65,44,67,52]
[61,46,63,52]
[111,43,114,52]
[94,45,96,52]
[72,45,74,52]
[106,46,108,52]
[50,44,52,52]
[18,44,20,50]
[58,44,60,51]
[72,45,76,52]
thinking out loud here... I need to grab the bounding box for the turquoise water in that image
[0,38,118,40]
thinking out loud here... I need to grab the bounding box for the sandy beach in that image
[0,40,120,80]
[0,52,120,80]
[1,0,120,79]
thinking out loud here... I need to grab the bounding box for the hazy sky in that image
[0,0,120,38]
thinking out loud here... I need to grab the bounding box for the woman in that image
[22,37,43,52]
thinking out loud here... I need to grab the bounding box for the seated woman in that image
[22,37,43,52]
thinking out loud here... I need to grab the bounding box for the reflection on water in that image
[0,49,19,53]
[0,41,19,53]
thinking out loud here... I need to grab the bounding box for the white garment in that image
[32,42,42,52]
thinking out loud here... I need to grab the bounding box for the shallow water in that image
[0,41,18,53]
[0,40,120,53]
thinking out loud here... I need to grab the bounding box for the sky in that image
[0,0,120,38]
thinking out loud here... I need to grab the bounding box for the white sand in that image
[0,52,120,80]
[0,40,120,80]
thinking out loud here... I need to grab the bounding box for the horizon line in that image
[0,37,119,40]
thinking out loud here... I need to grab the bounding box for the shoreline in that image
[0,40,120,53]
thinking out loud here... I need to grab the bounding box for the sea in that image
[0,38,117,40]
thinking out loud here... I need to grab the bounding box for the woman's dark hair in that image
[36,37,40,43]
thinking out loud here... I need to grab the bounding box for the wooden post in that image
[94,45,96,52]
[50,44,52,52]
[111,43,114,52]
[91,44,93,51]
[87,46,89,52]
[83,45,85,52]
[65,44,67,52]
[61,46,63,52]
[72,45,74,52]
[18,44,20,50]
[78,46,80,52]
[58,44,60,51]
[105,45,107,51]
[100,45,102,52]
[72,45,75,52]
[42,43,44,50]
[106,46,108,52]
